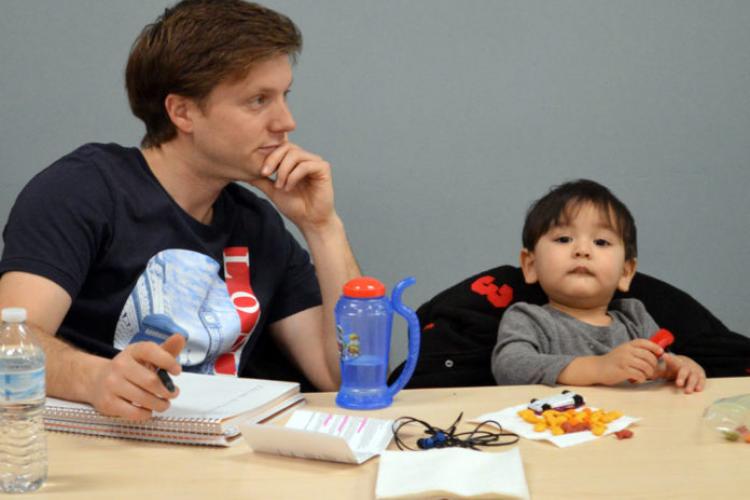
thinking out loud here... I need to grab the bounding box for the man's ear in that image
[164,94,196,134]
[618,258,637,292]
[519,248,539,284]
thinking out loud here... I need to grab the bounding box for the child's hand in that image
[656,353,706,394]
[596,339,664,385]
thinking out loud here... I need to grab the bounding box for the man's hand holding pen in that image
[88,333,185,420]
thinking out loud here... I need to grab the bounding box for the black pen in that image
[157,368,175,393]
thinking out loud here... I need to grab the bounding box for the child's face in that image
[520,202,636,310]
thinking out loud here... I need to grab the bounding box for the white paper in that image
[375,447,530,500]
[157,372,298,419]
[241,410,394,464]
[472,404,639,448]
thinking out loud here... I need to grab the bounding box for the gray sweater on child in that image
[491,298,659,386]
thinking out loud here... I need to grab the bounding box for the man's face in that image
[187,54,296,182]
[522,203,635,310]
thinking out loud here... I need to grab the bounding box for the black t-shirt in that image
[0,143,322,380]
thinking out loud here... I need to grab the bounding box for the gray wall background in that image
[2,1,749,368]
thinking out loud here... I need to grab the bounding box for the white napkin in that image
[375,447,530,500]
[473,404,639,448]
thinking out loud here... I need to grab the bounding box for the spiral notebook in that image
[44,372,303,446]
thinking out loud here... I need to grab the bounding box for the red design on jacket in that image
[470,275,514,308]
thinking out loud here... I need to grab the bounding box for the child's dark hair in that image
[522,179,638,260]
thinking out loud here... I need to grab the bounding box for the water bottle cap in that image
[342,277,386,298]
[1,307,27,323]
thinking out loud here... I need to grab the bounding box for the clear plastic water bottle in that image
[0,307,47,493]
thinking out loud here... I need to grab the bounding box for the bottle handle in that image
[387,277,421,398]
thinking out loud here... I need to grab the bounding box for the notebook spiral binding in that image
[44,405,226,435]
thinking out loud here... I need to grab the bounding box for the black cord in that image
[392,412,519,451]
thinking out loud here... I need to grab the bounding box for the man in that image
[0,0,360,420]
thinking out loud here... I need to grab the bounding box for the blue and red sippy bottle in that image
[335,277,420,410]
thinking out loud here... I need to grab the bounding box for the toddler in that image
[491,179,705,393]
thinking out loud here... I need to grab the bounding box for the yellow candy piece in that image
[544,412,565,426]
[518,409,541,424]
[591,425,606,436]
[603,411,623,423]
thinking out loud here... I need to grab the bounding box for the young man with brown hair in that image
[0,0,360,419]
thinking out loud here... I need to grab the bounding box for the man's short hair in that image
[126,0,302,148]
[521,179,638,260]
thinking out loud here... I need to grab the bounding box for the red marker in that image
[629,328,675,383]
[650,328,675,352]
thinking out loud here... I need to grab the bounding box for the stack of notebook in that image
[44,372,303,446]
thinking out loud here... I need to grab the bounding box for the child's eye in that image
[594,239,611,247]
[553,236,572,244]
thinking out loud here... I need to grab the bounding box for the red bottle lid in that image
[342,277,386,298]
